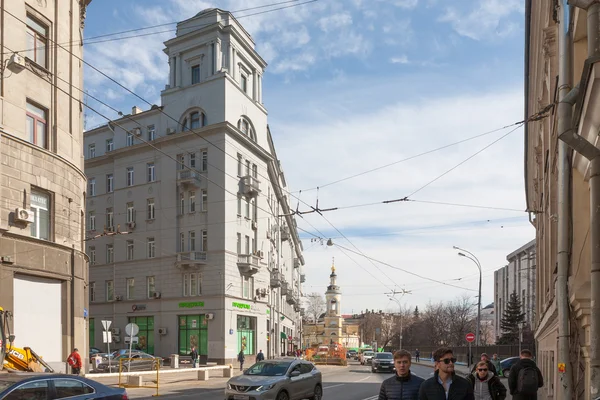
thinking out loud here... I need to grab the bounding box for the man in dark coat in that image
[256,349,265,361]
[507,349,543,400]
[379,349,424,400]
[467,361,507,400]
[418,347,474,400]
[237,350,245,371]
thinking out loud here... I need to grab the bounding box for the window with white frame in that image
[106,244,113,264]
[126,278,135,300]
[30,190,50,240]
[237,195,242,216]
[106,138,114,152]
[242,275,253,299]
[89,282,96,302]
[147,237,155,258]
[189,231,196,252]
[252,164,257,178]
[147,198,155,220]
[106,174,114,193]
[237,154,243,176]
[189,153,196,169]
[88,144,96,159]
[106,208,114,230]
[245,199,250,219]
[106,280,114,301]
[147,276,156,298]
[26,101,48,149]
[179,232,185,252]
[201,190,207,212]
[147,125,156,141]
[177,154,184,169]
[241,74,248,93]
[246,160,251,176]
[179,192,184,214]
[201,150,208,171]
[126,132,134,146]
[147,163,155,182]
[238,117,256,142]
[201,230,207,252]
[89,246,96,265]
[237,233,241,254]
[252,198,257,221]
[89,211,96,231]
[244,235,250,254]
[126,240,134,261]
[189,191,196,212]
[126,167,134,186]
[25,15,48,68]
[183,273,201,296]
[126,202,135,223]
[191,65,200,84]
[88,178,96,196]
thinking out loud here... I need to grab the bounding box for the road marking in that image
[360,396,378,400]
[357,376,372,382]
[324,384,345,389]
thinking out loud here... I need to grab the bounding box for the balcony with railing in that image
[281,225,290,241]
[293,258,300,269]
[237,254,261,275]
[300,274,306,283]
[287,289,299,305]
[270,270,282,288]
[241,175,260,197]
[281,281,290,296]
[177,169,202,187]
[175,251,207,270]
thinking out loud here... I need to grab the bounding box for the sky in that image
[82,0,532,315]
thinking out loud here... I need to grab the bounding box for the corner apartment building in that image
[84,9,305,364]
[493,239,536,340]
[0,1,91,372]
[525,1,594,398]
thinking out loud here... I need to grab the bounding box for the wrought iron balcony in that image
[176,251,207,270]
[300,274,306,283]
[241,175,260,197]
[281,280,290,296]
[270,270,282,288]
[286,289,299,305]
[281,225,290,241]
[237,254,261,275]
[177,169,202,187]
[293,258,300,269]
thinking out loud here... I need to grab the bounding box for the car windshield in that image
[364,352,374,356]
[376,353,393,359]
[245,361,292,376]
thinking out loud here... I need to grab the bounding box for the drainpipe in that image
[557,2,575,398]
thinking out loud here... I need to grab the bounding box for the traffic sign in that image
[466,333,475,343]
[125,323,139,337]
[124,336,139,344]
[102,331,112,344]
[101,320,112,331]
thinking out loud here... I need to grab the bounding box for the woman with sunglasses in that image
[466,361,507,400]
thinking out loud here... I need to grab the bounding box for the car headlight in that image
[256,384,276,392]
[227,384,232,390]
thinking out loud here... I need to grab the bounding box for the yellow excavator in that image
[0,307,54,372]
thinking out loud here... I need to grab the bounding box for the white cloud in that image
[392,0,419,9]
[271,52,316,74]
[317,12,353,33]
[390,55,409,64]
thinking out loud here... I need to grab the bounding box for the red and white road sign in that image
[466,333,475,343]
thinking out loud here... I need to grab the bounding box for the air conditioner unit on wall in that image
[205,313,214,320]
[14,208,34,223]
[158,327,168,335]
[166,128,176,135]
[115,295,123,301]
[127,222,136,230]
[8,53,26,71]
[111,327,120,335]
[153,292,161,299]
[133,127,142,136]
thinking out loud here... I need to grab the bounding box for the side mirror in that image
[290,370,301,377]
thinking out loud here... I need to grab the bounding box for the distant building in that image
[494,239,536,341]
[480,303,495,344]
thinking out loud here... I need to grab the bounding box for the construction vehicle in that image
[305,342,347,366]
[0,307,54,372]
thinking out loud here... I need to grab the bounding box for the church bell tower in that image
[323,259,343,343]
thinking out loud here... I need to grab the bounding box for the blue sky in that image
[83,0,531,313]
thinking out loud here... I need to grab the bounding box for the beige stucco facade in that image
[0,0,90,372]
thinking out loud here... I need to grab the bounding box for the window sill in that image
[146,219,155,223]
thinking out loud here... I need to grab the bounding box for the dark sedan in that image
[0,373,128,399]
[500,357,520,378]
[371,352,394,373]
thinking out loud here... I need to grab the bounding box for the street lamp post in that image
[453,246,482,357]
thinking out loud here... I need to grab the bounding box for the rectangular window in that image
[237,195,242,216]
[242,275,253,299]
[201,189,207,212]
[89,246,96,265]
[245,199,250,218]
[191,65,200,84]
[201,150,208,171]
[30,190,50,240]
[26,101,48,149]
[189,231,196,252]
[147,163,155,182]
[147,237,155,258]
[126,167,134,186]
[237,154,243,176]
[88,144,96,159]
[252,198,257,221]
[147,198,155,220]
[106,207,114,230]
[190,273,198,296]
[89,211,96,231]
[201,230,207,252]
[190,191,196,212]
[246,160,251,176]
[147,125,156,141]
[183,274,202,296]
[237,233,242,254]
[106,280,114,301]
[252,164,257,179]
[241,74,248,93]
[90,282,96,302]
[106,244,114,264]
[180,192,185,214]
[126,132,134,146]
[25,15,47,68]
[88,178,96,196]
[245,235,250,254]
[147,276,156,299]
[126,202,135,223]
[126,240,134,261]
[177,154,185,170]
[191,112,201,129]
[106,174,114,193]
[179,232,185,252]
[189,153,196,169]
[106,138,114,152]
[127,278,135,300]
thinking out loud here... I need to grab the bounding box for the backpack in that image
[517,366,539,395]
[67,355,76,367]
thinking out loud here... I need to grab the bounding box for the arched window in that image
[330,299,337,311]
[181,109,207,132]
[237,116,256,142]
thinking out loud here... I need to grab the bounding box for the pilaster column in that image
[175,53,182,87]
[229,42,234,74]
[253,70,258,101]
[216,39,222,71]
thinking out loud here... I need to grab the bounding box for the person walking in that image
[466,361,507,400]
[490,354,501,377]
[418,347,474,400]
[67,348,82,375]
[471,353,497,376]
[237,350,245,371]
[190,346,198,368]
[415,349,420,363]
[507,349,543,400]
[378,350,424,400]
[256,349,265,362]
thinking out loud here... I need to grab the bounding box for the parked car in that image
[347,350,357,360]
[94,351,163,373]
[371,352,394,373]
[225,358,322,400]
[0,373,128,399]
[500,356,520,378]
[360,351,375,365]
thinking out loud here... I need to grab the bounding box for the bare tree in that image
[304,292,326,323]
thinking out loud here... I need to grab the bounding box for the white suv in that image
[360,351,375,365]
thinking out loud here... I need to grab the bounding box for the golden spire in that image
[331,257,335,273]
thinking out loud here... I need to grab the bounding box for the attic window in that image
[182,110,207,131]
[237,117,256,142]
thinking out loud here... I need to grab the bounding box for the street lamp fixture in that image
[453,246,483,353]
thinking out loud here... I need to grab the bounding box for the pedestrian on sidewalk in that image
[257,349,265,362]
[471,353,497,376]
[415,349,420,363]
[67,348,82,375]
[190,346,198,368]
[237,350,245,371]
[490,354,501,377]
[507,349,543,400]
[467,361,507,400]
[418,347,474,400]
[378,349,424,400]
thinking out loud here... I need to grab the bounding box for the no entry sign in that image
[466,333,475,343]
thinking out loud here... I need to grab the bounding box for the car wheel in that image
[310,384,322,400]
[503,369,510,378]
[277,391,289,400]
[371,368,376,373]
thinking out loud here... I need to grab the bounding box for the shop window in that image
[178,315,208,356]
[237,315,256,355]
[128,316,154,354]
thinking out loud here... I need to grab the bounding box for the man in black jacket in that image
[507,349,543,400]
[418,347,474,400]
[379,350,425,400]
[470,353,497,376]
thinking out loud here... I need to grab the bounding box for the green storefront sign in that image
[179,301,204,308]
[232,302,250,310]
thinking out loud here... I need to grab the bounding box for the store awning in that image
[280,332,288,339]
